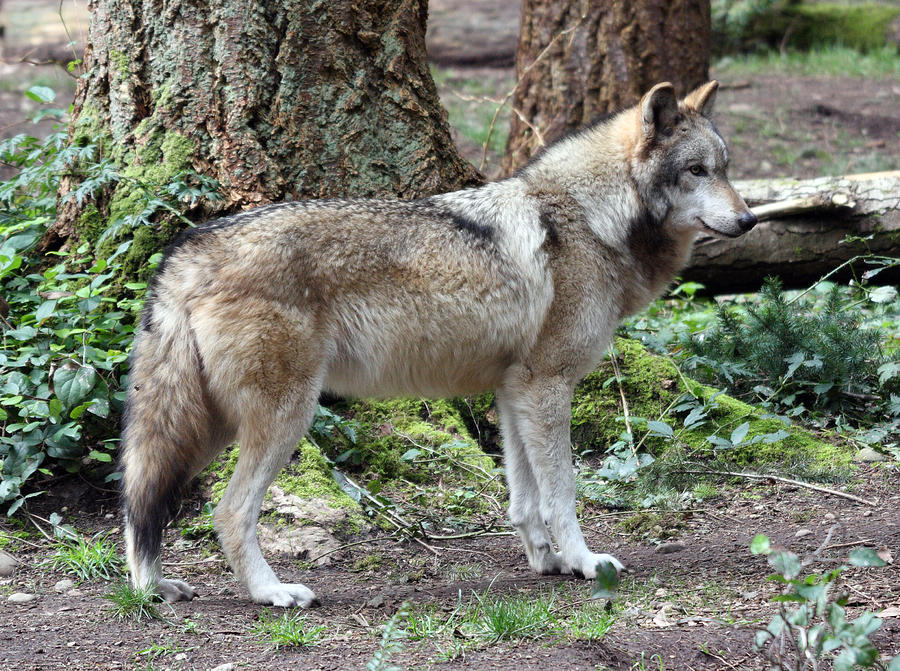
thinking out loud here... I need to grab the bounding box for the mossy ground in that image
[203,440,366,535]
[572,338,855,474]
[332,397,503,518]
[195,397,503,537]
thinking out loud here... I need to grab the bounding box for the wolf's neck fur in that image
[516,111,696,315]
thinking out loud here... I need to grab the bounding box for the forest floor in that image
[1,1,899,670]
[1,467,899,671]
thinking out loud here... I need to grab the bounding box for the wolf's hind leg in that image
[213,389,320,608]
[496,392,567,574]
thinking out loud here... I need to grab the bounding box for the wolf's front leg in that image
[503,375,624,579]
[496,391,568,575]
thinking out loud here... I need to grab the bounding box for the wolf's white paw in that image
[528,543,570,575]
[157,578,196,603]
[567,552,625,579]
[252,583,318,608]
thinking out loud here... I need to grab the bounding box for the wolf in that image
[121,80,756,607]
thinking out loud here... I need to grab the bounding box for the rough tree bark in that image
[501,0,711,173]
[45,0,481,264]
[684,172,900,293]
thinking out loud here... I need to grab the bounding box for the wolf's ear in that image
[640,82,678,139]
[683,80,718,118]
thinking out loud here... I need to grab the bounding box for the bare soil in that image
[2,469,899,670]
[1,2,899,670]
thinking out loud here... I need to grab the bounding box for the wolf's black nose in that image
[738,210,757,232]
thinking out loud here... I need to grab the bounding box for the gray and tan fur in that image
[121,81,756,607]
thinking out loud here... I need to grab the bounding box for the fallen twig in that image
[161,556,223,567]
[305,536,396,565]
[821,538,875,551]
[0,529,43,549]
[678,470,877,506]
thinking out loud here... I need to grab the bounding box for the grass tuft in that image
[251,608,326,649]
[105,581,164,621]
[44,533,124,581]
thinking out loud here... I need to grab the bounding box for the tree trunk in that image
[45,0,481,268]
[684,172,900,293]
[501,0,711,173]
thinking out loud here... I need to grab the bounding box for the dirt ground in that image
[2,468,899,670]
[1,2,899,670]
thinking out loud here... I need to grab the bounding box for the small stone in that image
[66,589,84,597]
[741,590,759,600]
[824,513,836,521]
[209,665,234,671]
[0,550,17,577]
[175,653,187,661]
[654,588,668,598]
[104,513,114,520]
[854,447,888,463]
[8,592,35,604]
[656,541,686,555]
[367,594,385,608]
[794,529,813,538]
[54,579,75,593]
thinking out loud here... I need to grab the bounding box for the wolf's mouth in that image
[696,218,741,238]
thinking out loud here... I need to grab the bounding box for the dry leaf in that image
[652,605,674,628]
[878,606,900,619]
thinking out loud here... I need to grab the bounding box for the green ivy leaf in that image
[848,547,887,567]
[769,550,802,579]
[750,534,771,555]
[87,396,110,419]
[591,559,620,600]
[730,422,750,445]
[400,448,422,462]
[53,364,98,408]
[35,299,58,323]
[25,85,56,103]
[646,420,673,437]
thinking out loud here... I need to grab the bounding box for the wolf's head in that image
[631,80,756,239]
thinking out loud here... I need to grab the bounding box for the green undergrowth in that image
[574,337,850,472]
[713,1,900,56]
[0,87,220,513]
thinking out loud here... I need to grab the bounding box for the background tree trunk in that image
[501,0,711,173]
[46,0,481,267]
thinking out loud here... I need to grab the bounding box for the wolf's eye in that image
[689,165,707,177]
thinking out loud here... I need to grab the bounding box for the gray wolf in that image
[121,80,756,606]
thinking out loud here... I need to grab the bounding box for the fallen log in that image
[683,171,900,294]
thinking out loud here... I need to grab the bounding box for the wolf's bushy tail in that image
[120,300,221,588]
